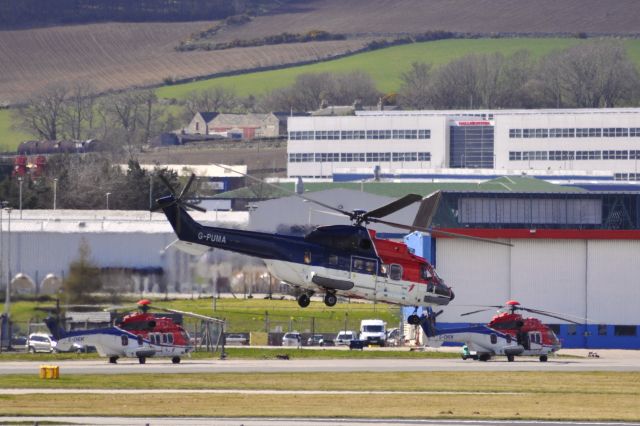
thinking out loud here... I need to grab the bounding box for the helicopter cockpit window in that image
[389,264,403,280]
[506,334,512,344]
[121,335,128,346]
[490,334,497,344]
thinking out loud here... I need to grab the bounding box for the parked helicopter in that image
[155,170,509,318]
[420,300,583,362]
[45,299,222,364]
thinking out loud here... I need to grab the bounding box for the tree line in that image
[0,0,253,29]
[5,40,640,210]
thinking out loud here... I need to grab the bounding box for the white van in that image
[360,319,386,346]
[335,330,357,345]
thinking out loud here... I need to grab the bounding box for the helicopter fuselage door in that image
[350,256,379,301]
[528,331,543,353]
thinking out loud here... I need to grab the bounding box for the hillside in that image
[2,0,640,105]
[213,0,640,43]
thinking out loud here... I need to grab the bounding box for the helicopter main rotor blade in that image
[521,307,585,325]
[211,163,352,217]
[368,218,513,247]
[159,174,176,196]
[362,193,422,221]
[178,173,197,200]
[155,306,224,324]
[183,201,206,213]
[412,190,442,229]
[460,308,494,316]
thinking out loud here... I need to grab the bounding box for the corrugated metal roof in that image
[214,176,584,199]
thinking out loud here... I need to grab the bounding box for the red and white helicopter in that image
[46,299,222,364]
[156,170,510,319]
[420,301,583,362]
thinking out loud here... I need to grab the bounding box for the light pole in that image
[106,192,111,210]
[53,178,58,210]
[17,177,23,219]
[3,207,12,334]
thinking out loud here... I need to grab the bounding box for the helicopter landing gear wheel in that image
[408,314,421,325]
[507,354,515,362]
[138,356,146,364]
[297,293,311,308]
[324,292,337,307]
[109,356,119,364]
[479,354,491,362]
[172,356,181,364]
[539,355,548,362]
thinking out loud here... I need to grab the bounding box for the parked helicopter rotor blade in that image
[412,190,442,229]
[368,218,513,247]
[460,308,494,316]
[154,306,224,324]
[212,163,352,217]
[362,193,423,221]
[520,307,585,325]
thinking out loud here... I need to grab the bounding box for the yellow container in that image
[39,365,60,379]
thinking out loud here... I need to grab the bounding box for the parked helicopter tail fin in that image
[44,316,67,341]
[420,307,443,338]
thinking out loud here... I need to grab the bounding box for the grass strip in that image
[0,392,639,421]
[0,371,638,395]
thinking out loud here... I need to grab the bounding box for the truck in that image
[359,319,386,347]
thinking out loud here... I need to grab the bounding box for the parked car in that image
[307,334,325,346]
[10,336,28,351]
[27,333,57,353]
[282,332,301,347]
[335,330,358,346]
[225,333,248,346]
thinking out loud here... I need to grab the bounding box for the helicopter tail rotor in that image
[155,173,206,235]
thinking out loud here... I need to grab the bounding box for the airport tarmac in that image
[0,349,639,375]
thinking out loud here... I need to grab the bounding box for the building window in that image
[598,324,607,336]
[614,325,637,336]
[567,324,577,336]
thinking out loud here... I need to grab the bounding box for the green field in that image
[156,38,592,99]
[8,297,402,335]
[0,371,638,420]
[4,37,640,152]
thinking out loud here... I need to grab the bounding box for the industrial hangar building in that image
[247,178,640,349]
[287,108,640,186]
[283,107,640,348]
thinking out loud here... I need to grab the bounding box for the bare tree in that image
[332,71,380,106]
[183,86,239,120]
[552,41,640,108]
[398,62,433,109]
[99,90,161,159]
[60,81,97,140]
[14,83,69,140]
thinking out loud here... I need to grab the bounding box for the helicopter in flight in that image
[420,300,584,362]
[46,299,222,364]
[155,170,509,319]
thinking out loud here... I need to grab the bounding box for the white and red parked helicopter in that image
[46,299,222,364]
[156,171,510,318]
[420,301,583,362]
